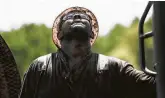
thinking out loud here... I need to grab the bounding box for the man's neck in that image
[68,56,82,69]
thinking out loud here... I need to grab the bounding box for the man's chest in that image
[37,68,119,98]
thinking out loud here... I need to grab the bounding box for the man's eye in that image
[67,16,73,19]
[63,15,73,21]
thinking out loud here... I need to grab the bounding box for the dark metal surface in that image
[153,2,165,98]
[0,34,21,98]
[138,1,156,76]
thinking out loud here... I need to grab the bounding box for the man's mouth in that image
[71,22,86,29]
[70,22,88,36]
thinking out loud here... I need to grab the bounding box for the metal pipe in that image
[139,31,153,39]
[138,1,156,76]
[153,1,165,98]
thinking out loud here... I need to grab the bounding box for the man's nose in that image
[73,14,81,19]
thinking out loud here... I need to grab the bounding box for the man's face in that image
[59,12,93,58]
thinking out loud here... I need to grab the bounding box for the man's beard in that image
[71,45,90,57]
[61,43,91,59]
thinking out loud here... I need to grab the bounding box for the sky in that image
[0,0,152,36]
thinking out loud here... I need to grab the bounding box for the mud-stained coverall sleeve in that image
[116,59,156,98]
[19,59,40,98]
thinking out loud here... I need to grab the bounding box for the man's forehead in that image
[62,11,90,20]
[67,11,86,15]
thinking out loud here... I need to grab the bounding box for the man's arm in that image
[19,60,39,98]
[19,54,51,98]
[117,60,156,98]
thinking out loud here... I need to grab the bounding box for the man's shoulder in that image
[98,54,124,63]
[28,53,53,72]
[97,54,127,70]
[36,53,52,63]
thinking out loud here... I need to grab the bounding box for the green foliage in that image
[0,18,153,77]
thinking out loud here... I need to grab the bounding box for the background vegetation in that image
[0,18,155,77]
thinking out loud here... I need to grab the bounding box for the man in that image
[19,7,156,98]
